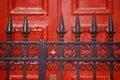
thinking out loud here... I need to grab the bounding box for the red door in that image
[0,0,120,80]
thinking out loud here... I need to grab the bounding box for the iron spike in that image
[72,13,83,41]
[21,14,31,35]
[56,13,67,41]
[90,13,99,33]
[5,14,15,34]
[75,13,80,32]
[105,13,116,41]
[106,13,116,34]
[72,13,83,34]
[89,13,99,41]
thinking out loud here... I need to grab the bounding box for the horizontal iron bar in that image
[0,57,39,61]
[0,41,120,45]
[47,41,120,45]
[0,41,39,45]
[47,58,120,62]
[0,57,119,62]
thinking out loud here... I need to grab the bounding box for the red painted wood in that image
[0,0,120,80]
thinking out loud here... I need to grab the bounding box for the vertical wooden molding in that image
[7,0,16,13]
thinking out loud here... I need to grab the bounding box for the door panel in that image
[11,0,49,41]
[62,0,112,41]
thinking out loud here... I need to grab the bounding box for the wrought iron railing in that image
[0,13,120,80]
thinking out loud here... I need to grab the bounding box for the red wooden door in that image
[0,0,120,80]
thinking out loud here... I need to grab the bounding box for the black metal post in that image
[6,45,12,80]
[105,13,116,80]
[5,14,15,80]
[89,13,99,80]
[72,13,83,80]
[59,44,64,80]
[21,14,31,80]
[22,45,28,80]
[92,46,97,80]
[109,45,114,80]
[75,45,80,80]
[75,42,80,80]
[39,40,47,80]
[56,13,68,80]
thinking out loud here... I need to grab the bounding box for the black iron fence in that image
[0,13,120,80]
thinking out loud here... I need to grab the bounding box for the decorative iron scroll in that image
[0,13,120,80]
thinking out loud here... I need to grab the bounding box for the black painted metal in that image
[56,13,67,41]
[72,13,83,41]
[89,13,99,41]
[5,14,15,80]
[105,13,116,41]
[21,14,31,41]
[0,13,120,80]
[5,14,15,41]
[21,14,31,80]
[39,40,47,80]
[72,13,82,80]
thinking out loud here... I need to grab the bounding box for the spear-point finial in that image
[21,14,31,34]
[21,14,31,41]
[5,14,15,34]
[5,14,15,41]
[105,13,116,41]
[56,13,67,41]
[72,13,83,41]
[106,13,116,34]
[89,13,99,41]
